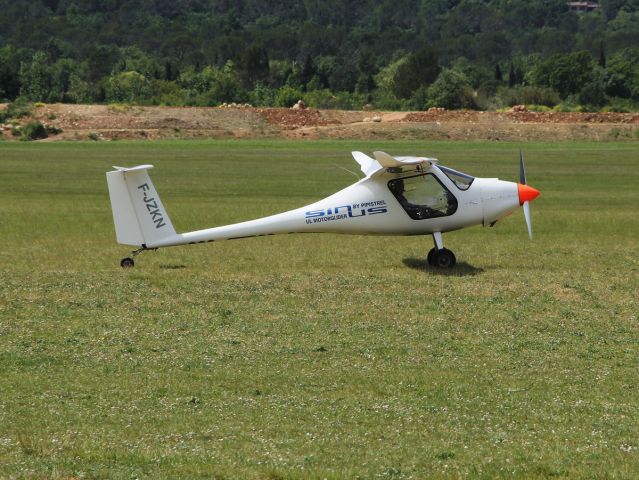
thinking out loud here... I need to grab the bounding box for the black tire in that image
[120,257,135,268]
[427,247,437,266]
[433,248,456,268]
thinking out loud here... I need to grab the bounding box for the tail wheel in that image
[120,257,135,268]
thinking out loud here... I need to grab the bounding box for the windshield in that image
[439,166,475,190]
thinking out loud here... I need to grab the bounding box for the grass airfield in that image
[0,139,638,479]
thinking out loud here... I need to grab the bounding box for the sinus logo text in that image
[137,183,167,229]
[305,201,387,224]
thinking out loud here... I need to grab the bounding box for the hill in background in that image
[1,0,639,111]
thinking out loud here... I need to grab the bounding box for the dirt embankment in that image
[1,103,638,142]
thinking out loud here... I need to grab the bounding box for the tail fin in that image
[106,165,177,247]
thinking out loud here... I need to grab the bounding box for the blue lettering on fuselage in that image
[305,200,387,224]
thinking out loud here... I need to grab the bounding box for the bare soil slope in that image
[2,103,639,141]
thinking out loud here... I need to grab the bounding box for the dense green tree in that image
[443,0,494,37]
[426,68,476,109]
[116,47,160,79]
[0,46,25,101]
[355,47,377,93]
[529,51,594,97]
[238,44,270,87]
[178,62,246,105]
[508,64,517,87]
[19,51,51,102]
[579,81,607,107]
[105,71,151,103]
[598,41,607,68]
[51,58,80,102]
[392,47,441,99]
[604,48,639,99]
[451,57,494,90]
[86,45,119,83]
[299,54,315,90]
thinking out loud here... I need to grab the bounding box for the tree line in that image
[1,0,639,111]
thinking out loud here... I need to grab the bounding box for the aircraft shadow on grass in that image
[402,257,484,276]
[159,264,188,270]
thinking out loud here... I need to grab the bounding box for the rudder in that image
[106,165,177,247]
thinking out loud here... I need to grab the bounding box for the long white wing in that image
[351,151,383,177]
[373,151,437,168]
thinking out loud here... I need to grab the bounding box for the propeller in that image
[517,150,540,240]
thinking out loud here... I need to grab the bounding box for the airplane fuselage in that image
[149,165,520,248]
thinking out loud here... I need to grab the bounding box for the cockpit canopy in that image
[388,173,458,220]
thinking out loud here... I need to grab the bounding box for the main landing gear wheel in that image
[427,247,437,266]
[120,257,135,268]
[427,248,456,268]
[434,248,456,268]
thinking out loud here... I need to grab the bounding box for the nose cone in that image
[476,178,520,226]
[518,184,540,205]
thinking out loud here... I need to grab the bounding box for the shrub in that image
[502,86,560,107]
[527,105,552,112]
[45,125,63,135]
[149,79,187,106]
[0,101,33,123]
[410,85,430,110]
[105,71,151,104]
[578,82,606,108]
[299,89,335,108]
[602,97,639,112]
[274,85,303,107]
[251,83,276,107]
[302,90,368,110]
[20,121,47,140]
[426,69,477,110]
[371,90,412,111]
[552,102,579,112]
[108,103,132,113]
[179,63,247,106]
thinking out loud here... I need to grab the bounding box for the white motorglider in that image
[106,151,540,268]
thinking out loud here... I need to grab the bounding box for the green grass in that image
[1,140,638,479]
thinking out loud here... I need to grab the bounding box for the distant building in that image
[567,1,600,13]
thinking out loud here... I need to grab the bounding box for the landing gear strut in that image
[120,246,154,268]
[427,232,457,268]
